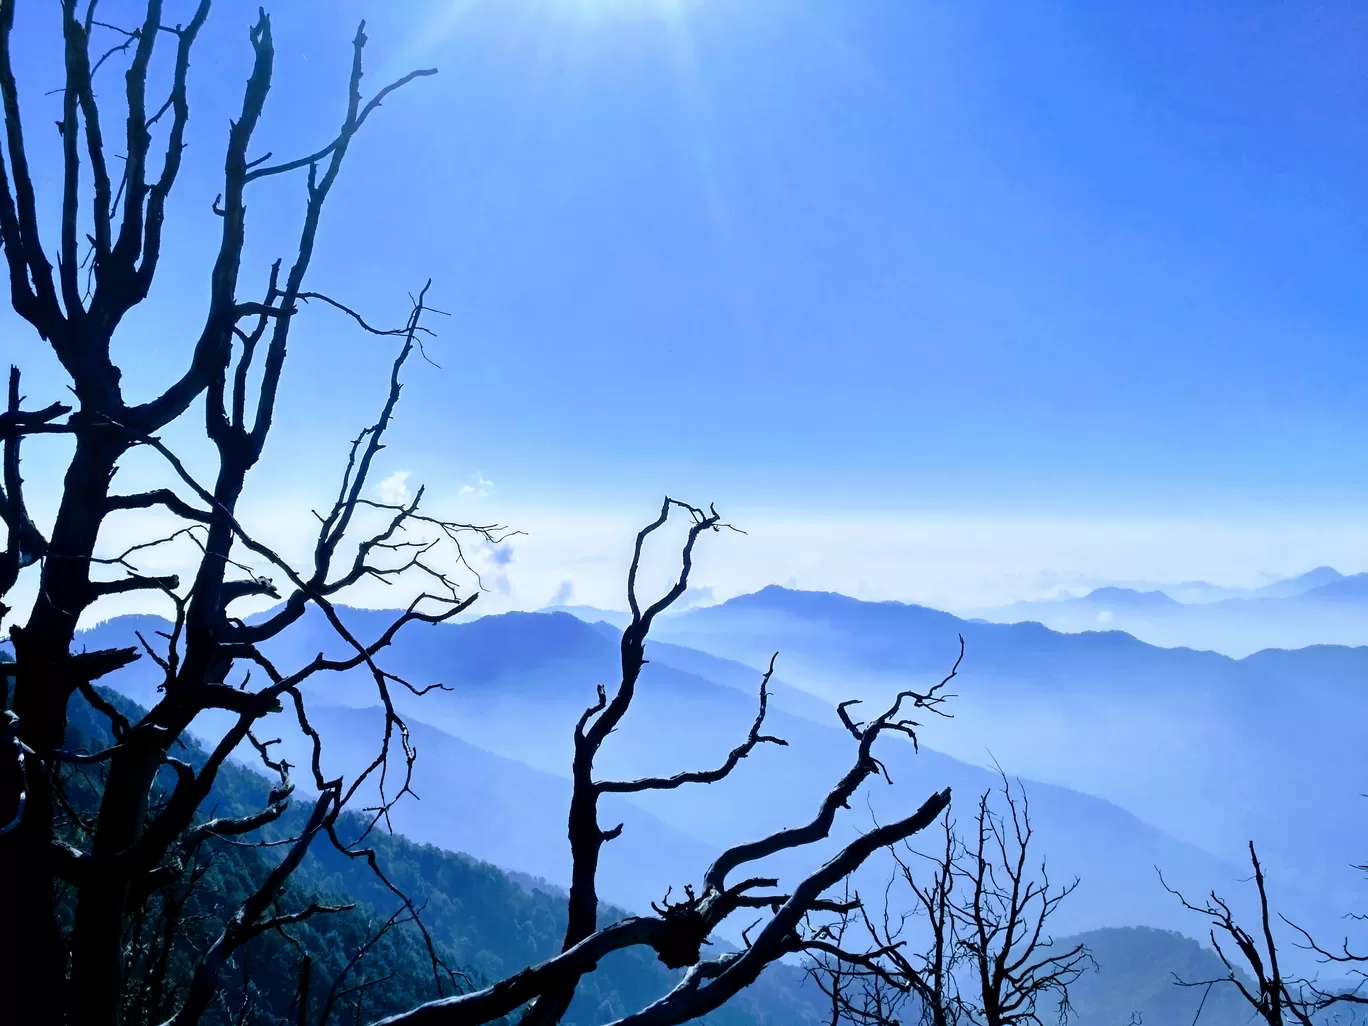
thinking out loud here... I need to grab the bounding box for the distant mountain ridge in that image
[1050,566,1349,605]
[1246,565,1347,599]
[976,566,1368,655]
[1299,571,1368,600]
[646,584,1366,950]
[1074,586,1179,609]
[541,604,633,629]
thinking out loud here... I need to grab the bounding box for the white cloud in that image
[377,471,411,506]
[459,473,494,498]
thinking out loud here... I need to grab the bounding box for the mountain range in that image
[644,587,1365,945]
[1114,566,1348,604]
[972,566,1368,655]
[74,587,1365,964]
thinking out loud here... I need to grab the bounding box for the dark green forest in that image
[46,674,816,1026]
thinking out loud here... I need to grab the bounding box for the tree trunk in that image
[2,429,125,1018]
[69,743,161,1026]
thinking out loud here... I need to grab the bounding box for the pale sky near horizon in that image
[5,0,1368,622]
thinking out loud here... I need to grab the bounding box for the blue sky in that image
[7,0,1368,611]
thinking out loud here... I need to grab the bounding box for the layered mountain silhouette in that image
[642,587,1365,937]
[976,566,1368,654]
[1149,566,1346,604]
[73,595,1361,961]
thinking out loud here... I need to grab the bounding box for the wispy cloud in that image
[459,473,494,499]
[377,471,411,506]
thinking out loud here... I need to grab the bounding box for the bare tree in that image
[0,2,496,1022]
[795,775,1085,1026]
[0,4,973,1025]
[804,883,920,1026]
[1163,841,1368,1026]
[893,809,965,1026]
[804,813,963,1026]
[956,775,1091,1026]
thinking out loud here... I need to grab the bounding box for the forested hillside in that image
[55,679,818,1025]
[1056,927,1255,1026]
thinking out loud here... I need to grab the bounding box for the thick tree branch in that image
[598,653,787,794]
[705,636,962,895]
